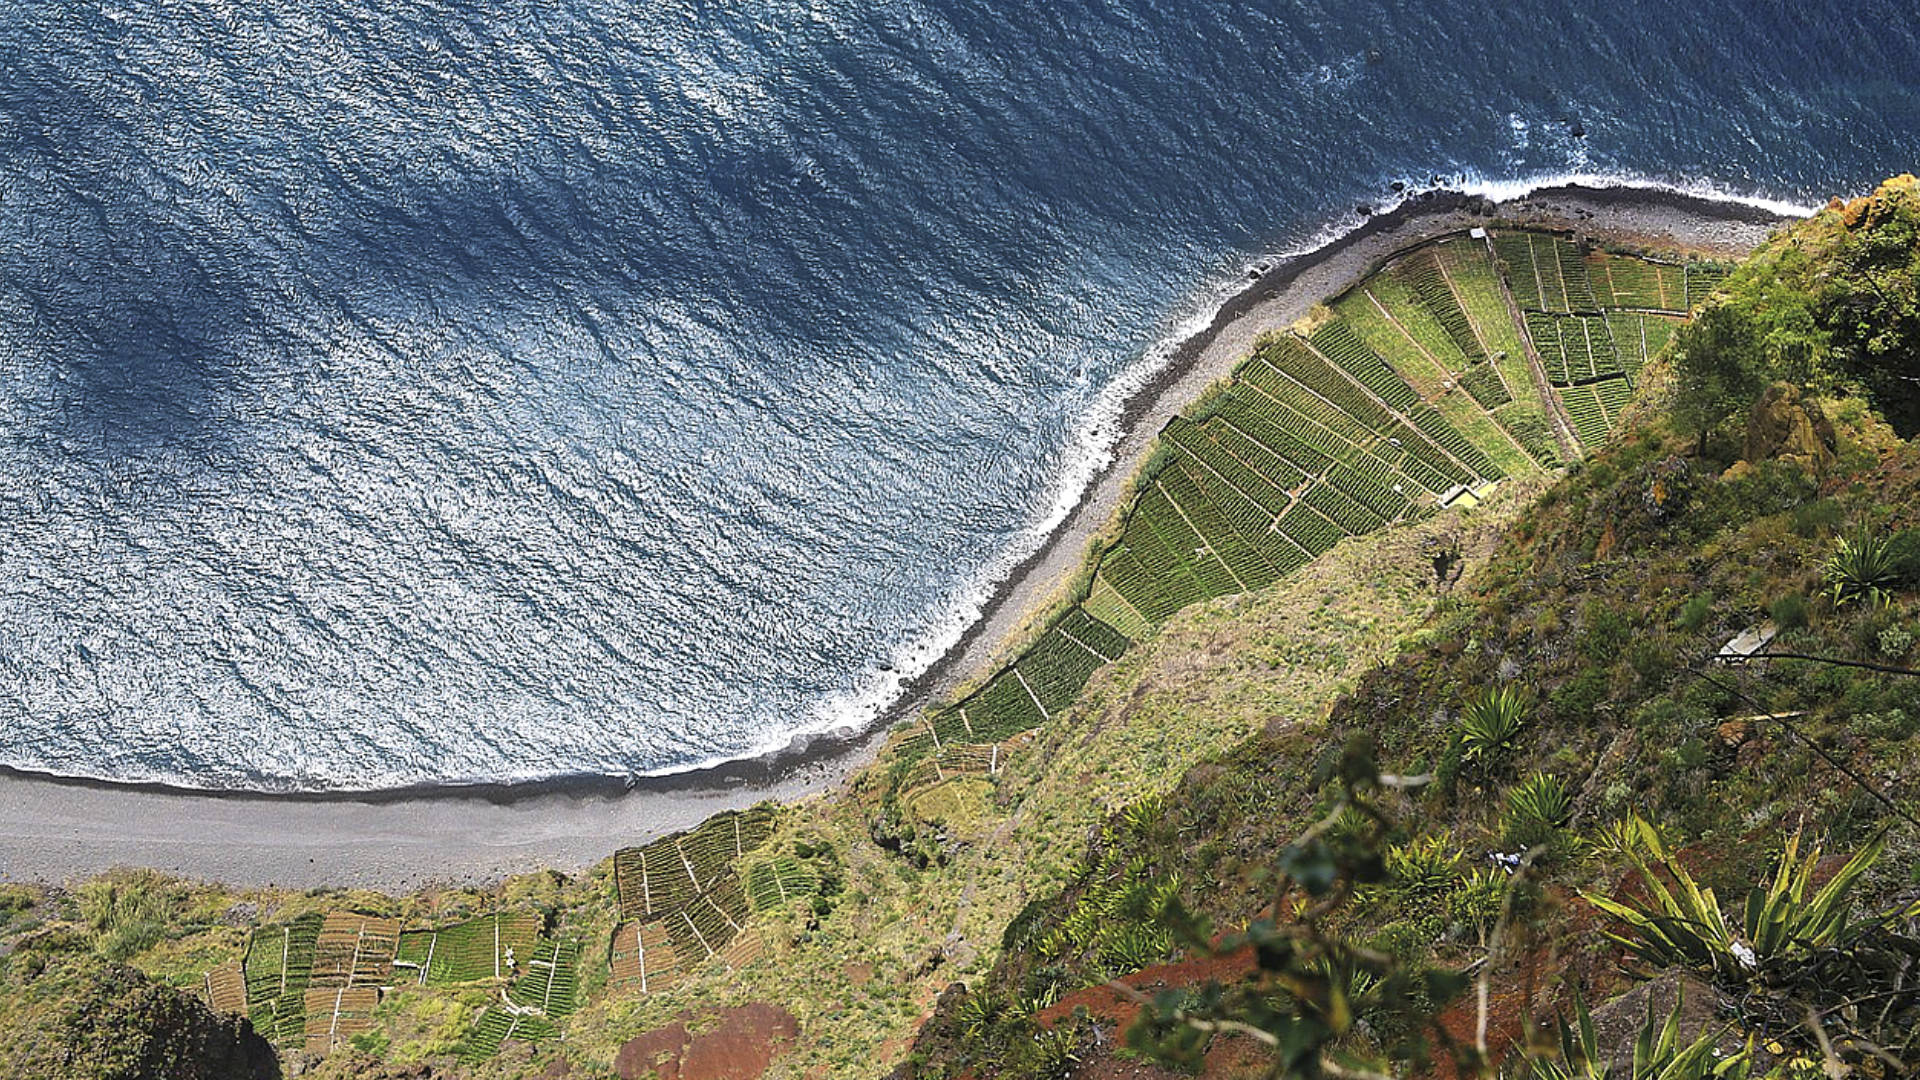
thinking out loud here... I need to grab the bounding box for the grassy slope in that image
[553,495,1532,1077]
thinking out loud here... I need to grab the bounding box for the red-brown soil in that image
[614,1004,800,1080]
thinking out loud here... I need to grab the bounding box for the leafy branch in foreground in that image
[1120,738,1483,1079]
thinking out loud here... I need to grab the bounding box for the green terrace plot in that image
[1489,232,1718,453]
[744,857,824,912]
[1332,283,1534,477]
[1493,232,1597,312]
[1435,238,1535,393]
[1557,381,1616,448]
[1400,250,1487,361]
[897,737,1028,796]
[462,1010,559,1063]
[506,939,581,1018]
[1605,312,1680,378]
[1431,237,1562,468]
[243,913,323,1046]
[1588,251,1687,311]
[395,911,541,986]
[612,806,776,979]
[1685,261,1732,308]
[462,940,580,1065]
[1525,313,1624,384]
[899,607,1130,765]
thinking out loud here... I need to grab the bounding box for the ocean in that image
[0,0,1914,791]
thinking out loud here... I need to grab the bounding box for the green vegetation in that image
[1533,993,1755,1080]
[1585,817,1901,983]
[920,228,1675,825]
[1824,528,1903,607]
[1458,684,1530,769]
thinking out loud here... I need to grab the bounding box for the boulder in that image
[1743,383,1836,471]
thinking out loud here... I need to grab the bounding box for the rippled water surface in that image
[1,1,1915,789]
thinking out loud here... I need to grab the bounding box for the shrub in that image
[75,875,172,963]
[1676,592,1714,632]
[1788,497,1844,538]
[1879,623,1915,659]
[1889,528,1920,586]
[1529,990,1754,1080]
[1584,817,1897,985]
[1768,591,1810,630]
[1823,528,1899,607]
[1503,774,1573,848]
[1458,686,1530,769]
[1448,868,1506,939]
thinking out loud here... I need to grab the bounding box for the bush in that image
[1584,817,1892,983]
[1789,497,1845,538]
[1890,528,1920,586]
[1676,592,1714,633]
[1768,592,1810,629]
[1383,835,1462,895]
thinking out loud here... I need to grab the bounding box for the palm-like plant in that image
[1824,528,1899,607]
[1584,816,1888,985]
[1459,686,1530,768]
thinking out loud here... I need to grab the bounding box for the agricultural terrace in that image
[906,230,1711,804]
[220,906,584,1063]
[608,805,780,997]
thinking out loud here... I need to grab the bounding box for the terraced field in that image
[395,911,541,986]
[1493,233,1721,454]
[610,805,779,990]
[243,913,324,1045]
[906,230,1698,803]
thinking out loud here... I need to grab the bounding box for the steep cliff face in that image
[1,957,280,1080]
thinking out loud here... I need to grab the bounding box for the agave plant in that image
[1122,793,1166,836]
[1530,990,1752,1080]
[1584,816,1650,860]
[1459,686,1531,768]
[1824,528,1899,607]
[1384,834,1464,894]
[1503,773,1574,847]
[1584,816,1887,985]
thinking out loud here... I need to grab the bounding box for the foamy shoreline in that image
[0,181,1800,891]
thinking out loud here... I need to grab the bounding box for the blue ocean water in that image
[0,1,1914,791]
